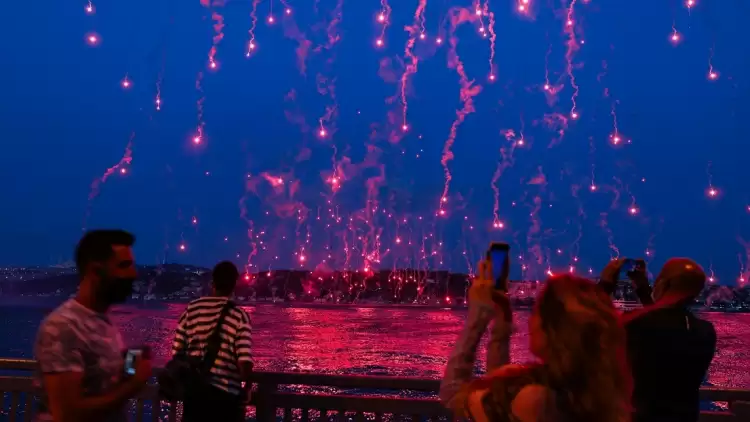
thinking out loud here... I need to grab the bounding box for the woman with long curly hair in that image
[440,260,632,422]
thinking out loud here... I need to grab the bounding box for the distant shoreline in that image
[0,295,747,313]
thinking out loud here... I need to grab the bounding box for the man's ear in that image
[90,263,106,278]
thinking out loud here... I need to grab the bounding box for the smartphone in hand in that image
[487,242,511,292]
[124,349,142,376]
[124,346,151,376]
[618,258,646,280]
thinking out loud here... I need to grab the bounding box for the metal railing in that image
[1,358,749,421]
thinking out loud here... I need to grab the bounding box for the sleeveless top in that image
[471,364,562,422]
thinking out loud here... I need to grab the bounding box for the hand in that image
[600,257,625,285]
[133,355,152,384]
[628,260,649,290]
[469,260,511,320]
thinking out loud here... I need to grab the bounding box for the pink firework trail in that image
[316,0,344,138]
[376,0,392,47]
[736,238,749,286]
[544,42,553,93]
[483,0,497,80]
[193,72,205,145]
[563,0,581,120]
[281,12,312,75]
[155,65,164,111]
[599,211,620,259]
[84,132,135,229]
[707,46,719,81]
[247,0,261,56]
[491,128,522,229]
[440,7,482,214]
[400,0,428,130]
[525,167,547,279]
[206,0,225,70]
[600,61,626,146]
[239,187,259,276]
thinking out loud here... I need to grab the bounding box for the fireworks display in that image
[4,0,749,289]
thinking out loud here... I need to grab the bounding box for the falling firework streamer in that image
[193,72,205,144]
[483,0,497,80]
[247,0,261,56]
[316,0,344,139]
[439,7,482,214]
[563,0,581,120]
[206,0,225,69]
[376,0,392,47]
[400,0,428,130]
[84,132,135,229]
[491,128,521,229]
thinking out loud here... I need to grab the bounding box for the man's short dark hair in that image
[75,230,136,275]
[213,261,239,294]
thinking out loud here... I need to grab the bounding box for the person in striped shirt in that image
[172,261,253,422]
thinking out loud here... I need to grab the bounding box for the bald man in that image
[600,258,716,422]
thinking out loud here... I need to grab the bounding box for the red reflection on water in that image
[108,305,750,388]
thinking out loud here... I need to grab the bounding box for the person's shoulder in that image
[511,384,558,421]
[35,301,85,355]
[230,303,251,324]
[39,300,82,333]
[624,305,682,330]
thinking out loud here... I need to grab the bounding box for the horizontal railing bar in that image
[698,411,737,422]
[0,376,36,392]
[252,371,440,391]
[0,358,36,371]
[2,356,749,422]
[700,387,750,402]
[268,393,451,416]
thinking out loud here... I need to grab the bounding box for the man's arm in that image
[43,372,145,422]
[171,309,189,356]
[36,319,146,422]
[235,311,254,382]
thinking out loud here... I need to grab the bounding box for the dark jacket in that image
[625,305,716,422]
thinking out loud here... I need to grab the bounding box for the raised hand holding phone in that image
[467,243,511,321]
[627,259,649,289]
[124,346,152,383]
[487,242,510,292]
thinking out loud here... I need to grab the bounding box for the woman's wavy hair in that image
[536,274,632,421]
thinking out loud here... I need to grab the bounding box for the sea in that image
[1,300,749,389]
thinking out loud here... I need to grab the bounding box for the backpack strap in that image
[200,300,235,374]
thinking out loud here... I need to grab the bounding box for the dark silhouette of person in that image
[600,257,717,422]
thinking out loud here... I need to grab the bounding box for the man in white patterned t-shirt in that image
[172,261,253,422]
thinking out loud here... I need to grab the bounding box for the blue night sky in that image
[1,0,749,283]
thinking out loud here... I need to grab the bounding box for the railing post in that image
[731,401,750,421]
[255,381,278,422]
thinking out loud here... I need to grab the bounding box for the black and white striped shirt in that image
[172,297,252,395]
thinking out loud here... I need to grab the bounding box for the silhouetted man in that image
[172,261,253,422]
[601,257,717,422]
[34,230,152,422]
